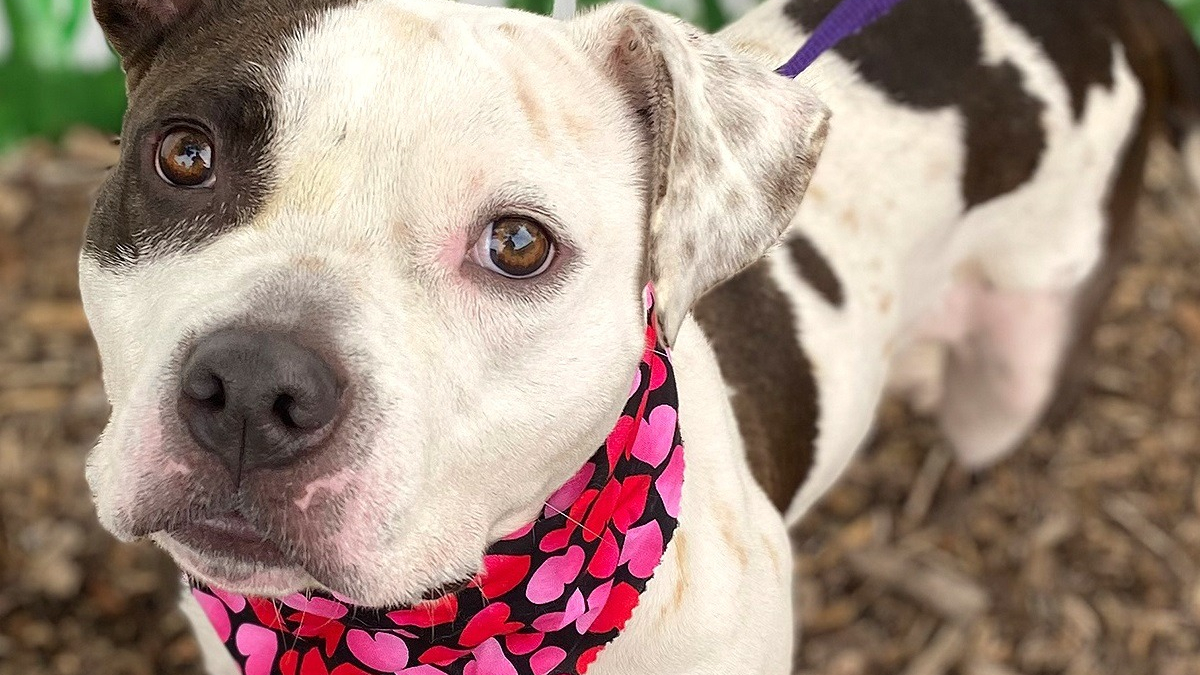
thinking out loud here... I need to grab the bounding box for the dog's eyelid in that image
[472,189,576,251]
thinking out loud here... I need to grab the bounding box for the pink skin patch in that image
[293,469,353,512]
[164,458,192,476]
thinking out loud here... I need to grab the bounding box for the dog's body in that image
[707,0,1194,519]
[80,0,1200,673]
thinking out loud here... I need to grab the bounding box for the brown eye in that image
[473,217,555,279]
[156,127,214,187]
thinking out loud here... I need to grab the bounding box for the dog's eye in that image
[473,217,555,279]
[156,127,215,188]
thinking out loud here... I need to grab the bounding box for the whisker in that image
[543,501,600,540]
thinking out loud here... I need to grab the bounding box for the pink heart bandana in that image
[191,286,684,675]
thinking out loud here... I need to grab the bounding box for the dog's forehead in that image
[272,0,598,178]
[262,1,624,241]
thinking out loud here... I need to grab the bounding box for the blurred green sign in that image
[1,0,126,149]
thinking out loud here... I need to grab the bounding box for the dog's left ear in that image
[571,4,830,344]
[93,0,203,82]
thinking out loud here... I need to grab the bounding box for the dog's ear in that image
[571,4,830,344]
[92,0,201,75]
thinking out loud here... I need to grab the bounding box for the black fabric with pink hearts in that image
[190,287,684,675]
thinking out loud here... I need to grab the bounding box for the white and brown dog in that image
[80,0,1200,672]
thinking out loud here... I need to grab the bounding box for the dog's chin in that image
[152,526,474,608]
[153,530,317,597]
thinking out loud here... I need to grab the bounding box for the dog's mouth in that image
[160,512,478,606]
[167,513,291,569]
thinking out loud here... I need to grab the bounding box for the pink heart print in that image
[630,405,676,467]
[526,545,585,604]
[531,588,586,632]
[284,593,350,620]
[619,521,666,579]
[656,446,685,518]
[193,588,231,642]
[530,646,567,675]
[346,629,410,672]
[463,638,518,675]
[236,623,279,675]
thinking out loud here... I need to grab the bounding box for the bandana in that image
[191,286,684,675]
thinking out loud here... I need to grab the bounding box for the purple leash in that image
[776,0,907,77]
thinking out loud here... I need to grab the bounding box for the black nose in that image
[179,329,341,478]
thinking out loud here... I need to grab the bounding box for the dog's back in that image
[696,0,1200,518]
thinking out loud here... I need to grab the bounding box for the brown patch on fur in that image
[292,255,328,272]
[85,0,361,265]
[841,207,860,232]
[562,109,596,147]
[787,233,844,306]
[694,264,819,512]
[374,4,440,42]
[713,500,749,569]
[671,531,689,610]
[762,533,783,580]
[996,0,1120,120]
[788,234,845,308]
[785,0,1048,210]
[879,292,894,314]
[509,68,553,153]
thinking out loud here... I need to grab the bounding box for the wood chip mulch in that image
[1,129,1198,675]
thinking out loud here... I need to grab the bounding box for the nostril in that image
[183,370,226,410]
[273,388,338,431]
[273,393,302,430]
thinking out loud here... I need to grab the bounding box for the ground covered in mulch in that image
[1,130,1198,675]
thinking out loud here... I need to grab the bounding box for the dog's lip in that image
[168,514,291,567]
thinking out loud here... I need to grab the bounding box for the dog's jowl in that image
[80,0,1200,673]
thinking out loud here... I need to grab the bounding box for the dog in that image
[80,0,1200,672]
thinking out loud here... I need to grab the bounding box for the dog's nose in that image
[179,329,341,477]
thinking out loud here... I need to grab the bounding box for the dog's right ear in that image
[92,0,201,77]
[569,4,830,345]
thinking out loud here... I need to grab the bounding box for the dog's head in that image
[82,0,828,605]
